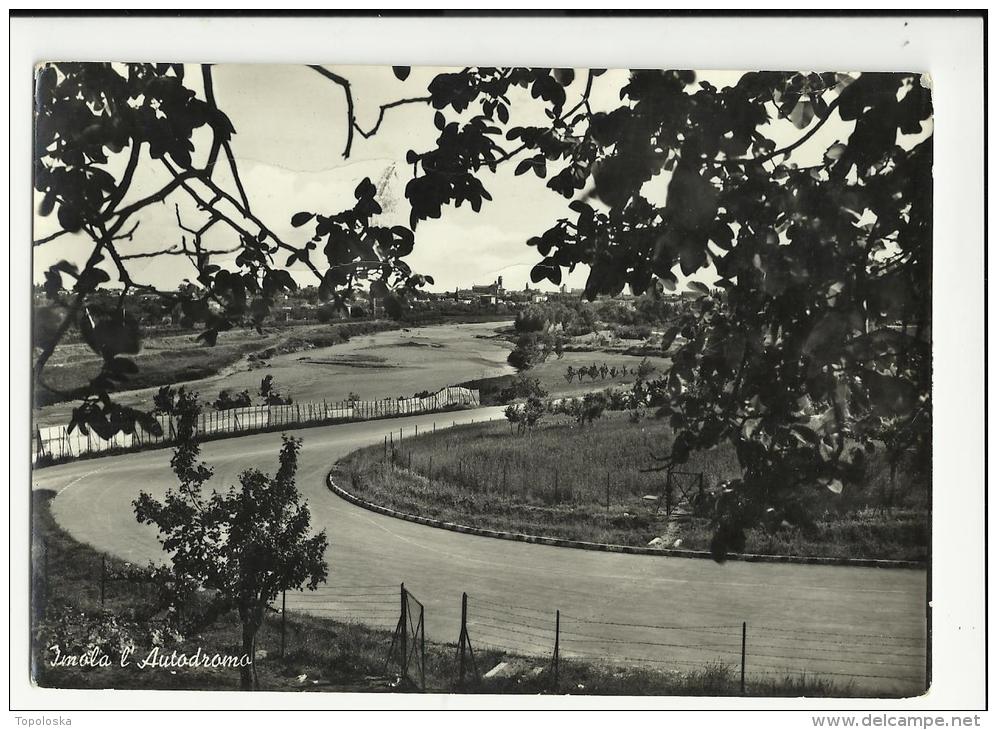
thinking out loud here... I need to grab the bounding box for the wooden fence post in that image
[606,470,611,514]
[740,621,747,695]
[552,609,560,690]
[281,590,287,658]
[400,583,408,675]
[458,591,468,687]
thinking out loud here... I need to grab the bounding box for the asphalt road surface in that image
[32,408,928,695]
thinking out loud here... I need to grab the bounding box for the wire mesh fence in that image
[454,593,927,693]
[33,545,927,694]
[32,386,480,465]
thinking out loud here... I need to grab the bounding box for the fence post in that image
[606,470,611,514]
[400,583,408,675]
[458,592,468,687]
[552,609,560,690]
[665,470,674,516]
[740,621,747,695]
[281,590,287,658]
[415,424,418,437]
[100,556,106,607]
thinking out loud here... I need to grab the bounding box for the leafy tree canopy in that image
[36,64,931,558]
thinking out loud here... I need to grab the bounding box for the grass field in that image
[337,413,929,561]
[30,489,856,695]
[34,320,402,408]
[33,319,517,429]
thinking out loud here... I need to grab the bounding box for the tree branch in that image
[111,220,141,241]
[221,140,251,212]
[162,160,324,283]
[108,170,200,234]
[308,65,355,158]
[201,64,223,178]
[756,96,843,165]
[33,229,70,247]
[354,96,433,139]
[101,139,142,218]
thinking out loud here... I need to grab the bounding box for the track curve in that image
[32,408,927,695]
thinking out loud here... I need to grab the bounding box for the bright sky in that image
[33,65,908,294]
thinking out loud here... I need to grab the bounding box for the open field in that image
[35,320,400,407]
[34,320,516,428]
[31,489,860,696]
[338,414,929,561]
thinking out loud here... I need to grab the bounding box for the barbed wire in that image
[560,614,740,633]
[751,624,925,644]
[469,618,555,643]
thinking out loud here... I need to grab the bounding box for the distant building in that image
[456,276,505,305]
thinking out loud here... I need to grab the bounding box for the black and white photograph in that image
[10,10,987,720]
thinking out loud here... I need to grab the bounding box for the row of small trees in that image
[504,384,634,434]
[153,376,293,415]
[564,358,656,384]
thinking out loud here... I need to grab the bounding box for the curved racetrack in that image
[32,407,928,695]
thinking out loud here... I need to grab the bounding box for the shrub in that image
[614,324,652,341]
[213,389,252,410]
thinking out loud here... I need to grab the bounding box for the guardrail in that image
[32,386,480,465]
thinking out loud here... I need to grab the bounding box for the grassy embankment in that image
[336,413,929,561]
[34,320,403,408]
[30,490,852,695]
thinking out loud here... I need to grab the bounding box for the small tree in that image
[260,375,293,406]
[153,385,178,415]
[134,392,328,690]
[505,395,546,434]
[635,358,656,382]
[570,391,608,426]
